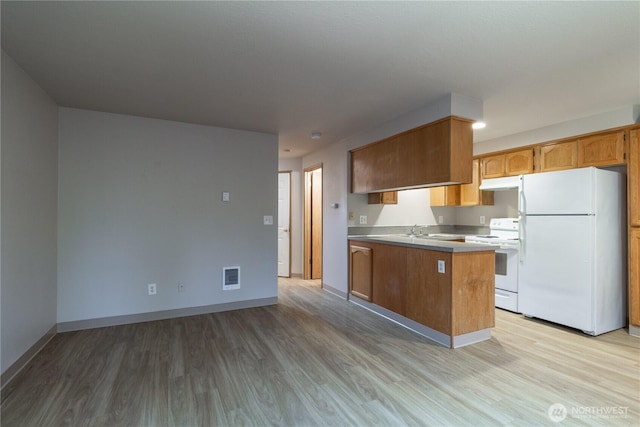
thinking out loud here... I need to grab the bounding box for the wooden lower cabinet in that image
[406,250,452,334]
[406,249,495,337]
[349,241,407,314]
[630,229,640,327]
[371,244,407,316]
[349,245,372,301]
[349,239,495,347]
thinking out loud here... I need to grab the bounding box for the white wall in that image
[57,108,278,322]
[347,189,438,227]
[1,51,59,374]
[278,157,303,276]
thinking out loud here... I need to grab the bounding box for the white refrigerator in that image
[518,167,626,335]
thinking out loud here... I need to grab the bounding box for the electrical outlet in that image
[437,260,445,274]
[263,215,273,225]
[148,283,157,295]
[359,215,367,225]
[438,215,444,224]
[480,215,485,225]
[178,282,185,293]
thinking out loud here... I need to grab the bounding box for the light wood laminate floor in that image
[2,277,639,426]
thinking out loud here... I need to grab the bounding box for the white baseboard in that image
[1,324,57,393]
[57,297,277,332]
[322,282,348,299]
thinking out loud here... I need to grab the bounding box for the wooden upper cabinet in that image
[350,116,473,193]
[460,159,494,206]
[430,185,460,207]
[577,130,625,167]
[368,192,398,205]
[481,149,533,179]
[538,140,578,172]
[431,159,493,207]
[630,128,639,227]
[481,154,505,179]
[505,149,534,176]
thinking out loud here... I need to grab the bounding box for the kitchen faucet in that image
[410,224,424,236]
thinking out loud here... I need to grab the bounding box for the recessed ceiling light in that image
[472,121,486,130]
[311,132,322,139]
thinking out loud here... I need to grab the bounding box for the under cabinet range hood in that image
[479,175,522,191]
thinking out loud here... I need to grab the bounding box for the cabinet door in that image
[629,129,639,227]
[372,244,407,315]
[630,229,640,327]
[406,249,452,334]
[367,191,398,205]
[460,159,494,206]
[505,149,534,176]
[481,154,505,179]
[578,130,625,167]
[350,245,373,301]
[539,140,578,172]
[429,185,460,206]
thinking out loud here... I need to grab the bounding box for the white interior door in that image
[278,172,291,277]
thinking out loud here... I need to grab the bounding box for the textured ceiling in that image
[2,1,639,158]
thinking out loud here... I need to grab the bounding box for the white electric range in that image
[466,218,520,313]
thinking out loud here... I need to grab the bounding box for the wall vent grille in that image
[223,266,240,290]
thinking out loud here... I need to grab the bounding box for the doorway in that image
[304,165,322,280]
[277,171,291,277]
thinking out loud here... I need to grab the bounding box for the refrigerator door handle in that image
[518,181,525,262]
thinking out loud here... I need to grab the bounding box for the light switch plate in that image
[263,215,273,225]
[222,191,230,202]
[437,260,445,274]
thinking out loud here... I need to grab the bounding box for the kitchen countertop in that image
[348,234,494,253]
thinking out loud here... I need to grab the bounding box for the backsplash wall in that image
[347,187,518,228]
